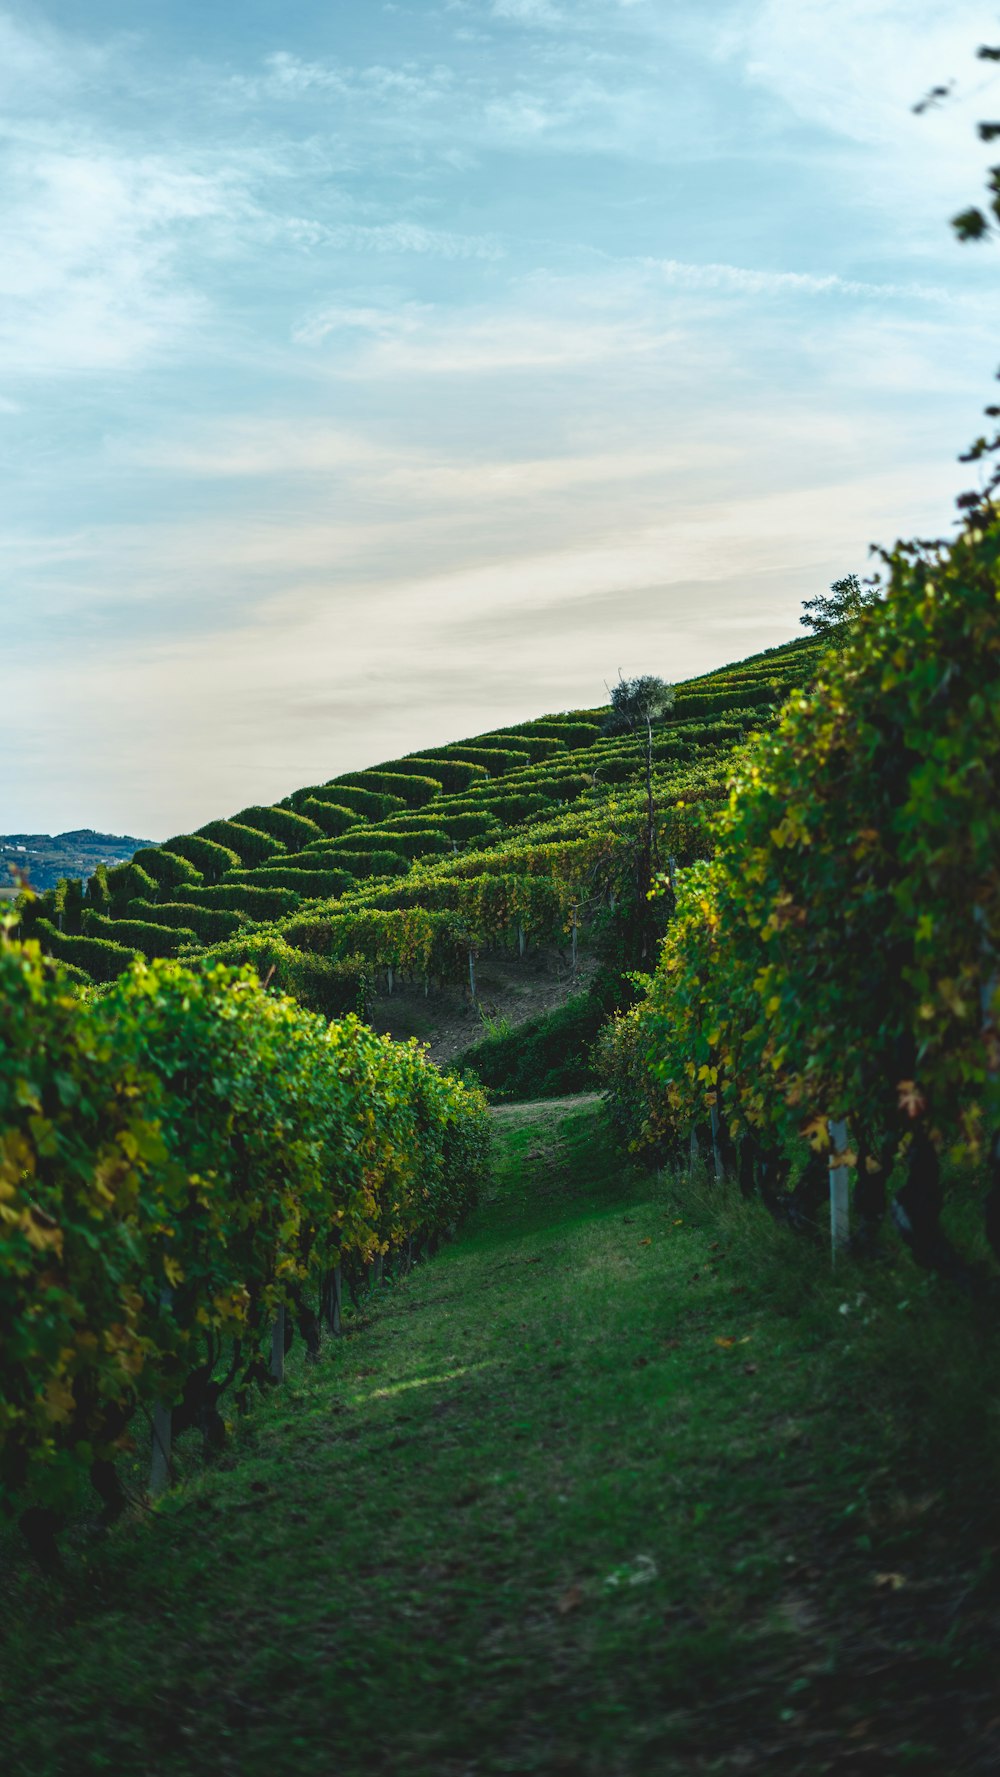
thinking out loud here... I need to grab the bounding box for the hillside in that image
[18,638,822,1028]
[1,831,153,898]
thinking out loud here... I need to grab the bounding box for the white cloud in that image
[713,0,998,234]
[0,143,238,376]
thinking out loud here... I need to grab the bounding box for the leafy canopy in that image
[800,574,882,638]
[603,674,674,736]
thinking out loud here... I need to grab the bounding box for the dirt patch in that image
[365,942,599,1065]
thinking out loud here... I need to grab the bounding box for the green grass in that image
[2,1099,998,1775]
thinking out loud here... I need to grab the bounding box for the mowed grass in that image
[1,1099,998,1776]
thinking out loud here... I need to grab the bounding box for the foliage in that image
[0,935,489,1518]
[174,883,301,919]
[162,833,240,883]
[602,674,674,737]
[129,900,244,943]
[130,849,204,895]
[604,516,1000,1214]
[82,913,198,960]
[335,770,442,808]
[106,860,158,917]
[298,798,364,836]
[381,757,488,794]
[232,805,323,852]
[195,821,286,867]
[800,573,882,637]
[454,991,606,1099]
[33,920,142,983]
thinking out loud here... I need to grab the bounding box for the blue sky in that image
[4,0,998,836]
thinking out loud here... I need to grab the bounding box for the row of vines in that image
[0,930,489,1551]
[598,519,1000,1276]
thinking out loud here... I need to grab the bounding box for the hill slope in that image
[19,638,822,1011]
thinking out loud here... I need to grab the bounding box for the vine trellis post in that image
[828,1118,851,1260]
[709,1104,725,1182]
[270,1306,286,1383]
[149,1286,174,1498]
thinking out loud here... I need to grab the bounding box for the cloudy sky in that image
[5,1,998,837]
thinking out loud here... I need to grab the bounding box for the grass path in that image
[1,1099,997,1775]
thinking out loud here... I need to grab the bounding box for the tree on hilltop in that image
[800,574,882,639]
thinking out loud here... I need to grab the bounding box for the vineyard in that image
[0,936,488,1557]
[15,637,823,1014]
[597,517,1000,1282]
[3,519,1000,1769]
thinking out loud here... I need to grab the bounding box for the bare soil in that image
[365,940,599,1065]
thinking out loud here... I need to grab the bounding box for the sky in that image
[4,0,998,838]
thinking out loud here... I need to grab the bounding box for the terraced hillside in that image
[20,637,823,1011]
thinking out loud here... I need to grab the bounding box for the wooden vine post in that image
[828,1118,851,1260]
[149,1401,173,1498]
[468,949,477,1000]
[709,1103,725,1182]
[571,904,579,974]
[149,1284,174,1498]
[270,1305,286,1384]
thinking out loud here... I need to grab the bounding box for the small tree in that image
[603,675,675,951]
[800,574,882,639]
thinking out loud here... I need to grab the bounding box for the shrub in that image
[226,866,357,898]
[105,860,158,917]
[511,720,602,749]
[128,899,244,943]
[309,849,409,880]
[311,785,408,821]
[130,849,203,895]
[161,833,241,882]
[33,919,141,984]
[232,805,323,852]
[82,913,197,960]
[381,757,488,794]
[0,936,489,1521]
[473,732,566,763]
[454,993,605,1100]
[174,883,302,919]
[193,931,369,1020]
[195,820,287,867]
[299,798,364,837]
[335,771,441,808]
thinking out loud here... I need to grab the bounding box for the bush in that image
[454,993,606,1100]
[512,720,602,749]
[473,732,566,763]
[302,848,409,879]
[193,931,369,1020]
[604,515,1000,1249]
[105,860,158,917]
[0,936,490,1520]
[335,771,441,809]
[309,785,408,821]
[226,866,356,898]
[174,883,302,920]
[161,833,241,882]
[299,798,365,837]
[380,810,499,843]
[195,820,287,867]
[381,757,487,794]
[33,919,141,983]
[128,899,244,943]
[130,849,203,896]
[232,805,323,852]
[82,913,197,960]
[443,746,531,777]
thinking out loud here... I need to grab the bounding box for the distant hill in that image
[0,830,155,896]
